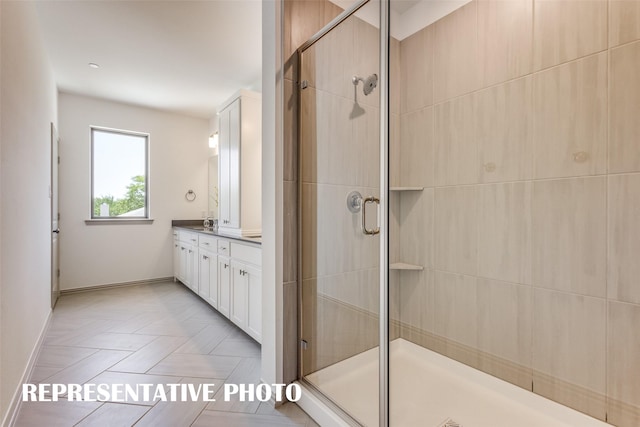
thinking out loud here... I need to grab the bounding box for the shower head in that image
[352,74,378,96]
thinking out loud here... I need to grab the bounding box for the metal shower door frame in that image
[295,0,391,426]
[378,1,390,425]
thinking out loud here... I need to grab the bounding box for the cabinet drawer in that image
[230,242,261,266]
[217,240,230,256]
[180,231,199,245]
[199,234,217,250]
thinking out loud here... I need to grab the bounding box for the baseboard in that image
[60,277,174,295]
[608,395,640,426]
[2,310,52,427]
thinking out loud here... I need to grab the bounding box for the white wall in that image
[0,1,58,423]
[1,0,4,416]
[261,0,283,387]
[58,93,209,290]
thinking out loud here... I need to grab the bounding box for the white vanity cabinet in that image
[173,231,181,281]
[218,255,232,318]
[198,234,218,307]
[245,264,262,342]
[172,227,261,343]
[217,90,262,238]
[231,261,261,343]
[187,249,199,293]
[218,99,239,230]
[230,261,248,330]
[174,231,199,293]
[198,249,218,307]
[229,242,262,343]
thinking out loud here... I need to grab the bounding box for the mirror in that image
[208,155,218,219]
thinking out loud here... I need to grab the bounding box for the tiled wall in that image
[283,0,344,382]
[394,0,640,425]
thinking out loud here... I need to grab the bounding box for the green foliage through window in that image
[91,127,148,218]
[93,175,146,217]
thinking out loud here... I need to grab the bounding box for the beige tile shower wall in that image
[532,52,607,179]
[283,0,344,384]
[478,0,532,87]
[400,27,434,113]
[533,0,607,71]
[476,76,533,183]
[610,0,640,47]
[610,40,640,173]
[433,1,479,103]
[395,0,640,424]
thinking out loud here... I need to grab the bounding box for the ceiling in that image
[331,0,469,40]
[34,1,262,119]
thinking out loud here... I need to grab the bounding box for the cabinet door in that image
[246,264,262,343]
[179,244,188,283]
[182,244,197,292]
[230,261,248,329]
[228,100,241,229]
[173,239,180,280]
[189,246,199,293]
[207,253,219,308]
[218,256,231,318]
[198,251,211,300]
[219,106,230,225]
[186,245,194,288]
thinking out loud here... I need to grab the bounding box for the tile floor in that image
[14,281,318,427]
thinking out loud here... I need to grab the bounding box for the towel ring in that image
[185,190,196,202]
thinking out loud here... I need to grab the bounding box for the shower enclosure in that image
[295,0,640,426]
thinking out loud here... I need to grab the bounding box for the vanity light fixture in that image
[209,132,219,149]
[88,62,100,69]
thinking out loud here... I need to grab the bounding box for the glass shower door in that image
[298,2,383,425]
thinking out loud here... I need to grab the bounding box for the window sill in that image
[85,218,155,225]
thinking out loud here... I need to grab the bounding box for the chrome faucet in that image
[203,217,218,231]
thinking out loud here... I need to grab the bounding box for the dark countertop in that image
[172,220,261,245]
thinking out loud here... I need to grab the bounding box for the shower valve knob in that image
[347,191,363,213]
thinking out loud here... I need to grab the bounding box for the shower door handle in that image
[362,196,380,236]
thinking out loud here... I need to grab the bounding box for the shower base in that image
[300,339,610,427]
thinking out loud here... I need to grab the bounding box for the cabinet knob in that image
[203,255,208,260]
[224,263,228,269]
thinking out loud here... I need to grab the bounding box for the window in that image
[91,127,149,219]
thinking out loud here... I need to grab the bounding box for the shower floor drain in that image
[438,419,462,427]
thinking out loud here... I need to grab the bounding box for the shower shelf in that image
[390,187,424,192]
[389,262,424,271]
